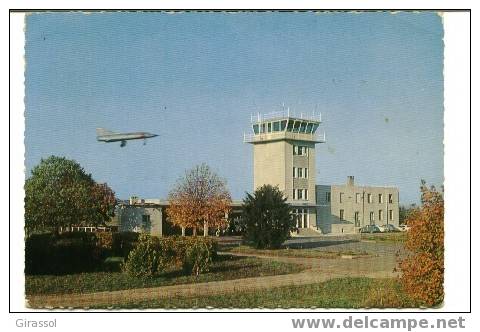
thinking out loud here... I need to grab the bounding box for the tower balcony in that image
[244,131,326,144]
[244,110,325,144]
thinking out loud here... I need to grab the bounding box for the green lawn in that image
[25,255,303,296]
[360,232,407,243]
[101,277,418,309]
[224,245,370,259]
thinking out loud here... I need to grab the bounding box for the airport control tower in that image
[244,110,325,230]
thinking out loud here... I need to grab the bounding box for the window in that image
[369,211,375,223]
[261,123,266,133]
[297,168,303,178]
[356,193,361,203]
[354,212,360,227]
[388,194,393,204]
[312,123,319,133]
[389,209,393,221]
[297,189,303,200]
[252,124,259,134]
[378,194,383,203]
[367,193,372,203]
[293,121,300,133]
[304,189,308,200]
[304,168,308,179]
[287,120,294,132]
[267,122,272,133]
[273,121,280,132]
[294,209,309,228]
[293,145,308,156]
[302,209,308,228]
[293,167,296,178]
[300,122,307,133]
[142,215,151,231]
[340,209,345,220]
[292,189,296,200]
[326,192,331,203]
[339,192,344,203]
[306,123,313,133]
[378,210,383,221]
[280,120,287,131]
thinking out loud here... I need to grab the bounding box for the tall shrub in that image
[241,185,296,249]
[121,235,218,277]
[123,235,162,277]
[181,237,217,276]
[399,181,444,307]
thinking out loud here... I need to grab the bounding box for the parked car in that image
[360,225,382,233]
[381,224,401,232]
[398,224,411,232]
[377,225,387,233]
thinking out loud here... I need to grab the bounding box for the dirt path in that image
[27,252,398,308]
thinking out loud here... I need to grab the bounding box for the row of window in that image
[292,188,309,200]
[339,209,394,224]
[293,145,308,156]
[293,167,308,179]
[252,120,319,135]
[328,192,394,204]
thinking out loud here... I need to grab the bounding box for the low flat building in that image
[115,196,166,237]
[114,196,243,237]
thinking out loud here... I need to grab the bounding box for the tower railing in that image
[250,110,322,123]
[243,131,326,143]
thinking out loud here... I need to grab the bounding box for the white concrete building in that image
[244,111,399,234]
[244,110,325,233]
[316,176,399,234]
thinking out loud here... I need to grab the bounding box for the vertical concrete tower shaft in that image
[244,110,325,229]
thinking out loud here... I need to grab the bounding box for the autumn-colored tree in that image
[25,156,116,234]
[167,164,232,236]
[399,203,417,225]
[399,180,444,307]
[90,182,117,225]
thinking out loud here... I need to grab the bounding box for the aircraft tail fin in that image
[96,128,115,137]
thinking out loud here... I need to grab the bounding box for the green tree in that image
[241,185,295,249]
[25,156,116,234]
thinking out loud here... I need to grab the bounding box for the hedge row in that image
[25,232,140,275]
[123,235,218,277]
[25,232,218,276]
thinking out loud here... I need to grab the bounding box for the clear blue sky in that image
[24,12,444,205]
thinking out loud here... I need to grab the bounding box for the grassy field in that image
[360,232,407,243]
[101,277,418,309]
[25,255,303,296]
[223,245,370,258]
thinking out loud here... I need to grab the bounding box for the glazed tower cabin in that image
[244,110,325,231]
